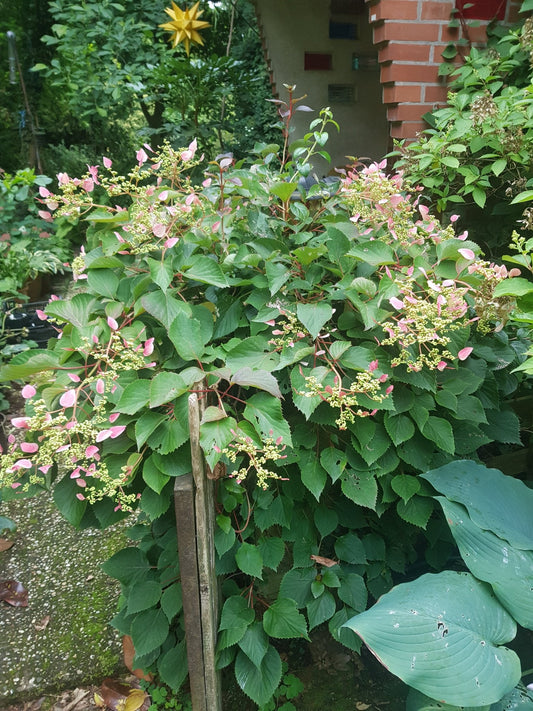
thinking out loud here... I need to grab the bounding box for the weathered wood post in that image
[173,384,222,711]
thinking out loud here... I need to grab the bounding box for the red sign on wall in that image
[455,0,506,20]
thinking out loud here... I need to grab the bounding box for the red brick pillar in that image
[367,0,511,142]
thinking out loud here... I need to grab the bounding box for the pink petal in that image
[38,465,51,474]
[164,237,179,249]
[108,412,120,423]
[20,442,38,453]
[85,445,100,458]
[458,347,473,361]
[136,148,148,165]
[35,309,48,321]
[96,379,105,394]
[21,384,36,399]
[389,296,404,310]
[39,186,51,198]
[67,373,81,382]
[11,417,29,429]
[152,223,166,238]
[103,156,112,169]
[38,210,52,221]
[368,360,378,372]
[76,493,86,501]
[109,425,126,439]
[76,478,87,488]
[458,248,475,260]
[107,316,118,330]
[437,361,447,371]
[143,338,154,356]
[15,459,33,469]
[59,389,77,408]
[95,429,111,442]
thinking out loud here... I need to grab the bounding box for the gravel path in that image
[0,487,127,703]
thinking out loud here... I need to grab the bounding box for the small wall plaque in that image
[305,52,333,71]
[352,53,379,71]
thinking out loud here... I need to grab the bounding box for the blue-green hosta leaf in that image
[296,302,333,340]
[343,571,520,707]
[234,645,282,707]
[490,684,533,711]
[406,688,490,711]
[436,497,533,629]
[421,460,533,550]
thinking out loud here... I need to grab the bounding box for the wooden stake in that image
[173,384,222,711]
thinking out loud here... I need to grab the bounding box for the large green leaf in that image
[168,314,206,361]
[183,255,228,288]
[343,571,520,706]
[230,367,282,398]
[307,590,336,631]
[141,291,190,330]
[421,461,533,550]
[341,470,378,510]
[127,580,162,614]
[237,622,269,669]
[149,372,187,407]
[157,640,188,691]
[218,595,255,648]
[234,645,282,707]
[299,448,327,501]
[45,293,98,327]
[436,498,533,629]
[348,240,396,265]
[235,542,263,579]
[130,608,169,656]
[296,302,333,340]
[115,379,151,414]
[263,598,310,640]
[243,392,292,446]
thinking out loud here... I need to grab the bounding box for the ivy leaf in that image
[396,496,433,529]
[243,393,292,446]
[157,641,188,692]
[237,622,269,669]
[130,608,169,656]
[384,413,415,446]
[307,590,336,631]
[127,580,162,615]
[116,379,151,415]
[142,457,170,494]
[234,646,282,707]
[168,314,206,361]
[296,302,333,339]
[299,449,327,501]
[149,372,187,407]
[263,598,310,640]
[422,416,455,454]
[183,255,228,288]
[141,290,190,330]
[235,542,263,579]
[341,470,378,510]
[219,596,255,647]
[391,474,421,503]
[230,367,282,398]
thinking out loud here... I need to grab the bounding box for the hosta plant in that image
[344,460,533,710]
[0,100,528,706]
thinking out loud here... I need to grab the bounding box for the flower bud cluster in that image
[220,431,288,490]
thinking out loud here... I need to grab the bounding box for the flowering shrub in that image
[0,102,527,705]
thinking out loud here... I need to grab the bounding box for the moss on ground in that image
[0,488,129,703]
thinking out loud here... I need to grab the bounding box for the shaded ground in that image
[0,486,127,703]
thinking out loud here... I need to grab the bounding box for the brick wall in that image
[367,0,522,142]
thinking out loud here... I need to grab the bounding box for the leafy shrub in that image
[0,168,71,298]
[0,99,528,706]
[392,17,533,255]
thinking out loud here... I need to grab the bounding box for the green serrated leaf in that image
[263,598,310,640]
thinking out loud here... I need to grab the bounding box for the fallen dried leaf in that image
[0,538,14,552]
[310,554,338,567]
[122,636,153,681]
[356,703,371,710]
[0,579,28,606]
[34,615,50,631]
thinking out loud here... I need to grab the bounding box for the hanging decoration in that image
[160,1,211,56]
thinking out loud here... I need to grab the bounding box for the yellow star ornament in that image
[160,1,211,56]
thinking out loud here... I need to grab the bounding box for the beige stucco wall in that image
[255,0,389,173]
